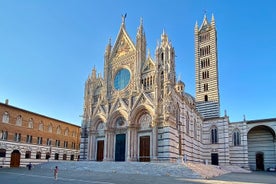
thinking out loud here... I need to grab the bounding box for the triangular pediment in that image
[109,97,129,114]
[199,15,210,32]
[132,92,154,110]
[142,57,155,73]
[111,26,136,58]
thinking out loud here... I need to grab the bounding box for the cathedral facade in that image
[80,15,276,171]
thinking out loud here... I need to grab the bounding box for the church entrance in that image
[97,140,104,161]
[139,136,150,162]
[10,150,20,167]
[256,152,264,171]
[115,134,126,161]
[211,153,219,165]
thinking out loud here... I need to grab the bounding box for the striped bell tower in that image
[195,14,220,119]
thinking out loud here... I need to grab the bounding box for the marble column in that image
[104,129,115,161]
[127,125,138,161]
[152,121,158,161]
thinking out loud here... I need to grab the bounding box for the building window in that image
[14,133,21,142]
[64,128,69,136]
[48,124,53,133]
[211,126,218,144]
[72,142,76,149]
[25,151,31,159]
[46,138,52,146]
[202,71,209,79]
[233,130,241,146]
[16,115,22,126]
[204,95,208,102]
[26,135,32,144]
[204,83,208,91]
[64,141,68,148]
[0,130,8,140]
[0,149,6,157]
[55,140,60,147]
[37,137,43,145]
[36,152,41,159]
[28,119,34,128]
[2,112,9,123]
[56,126,61,134]
[38,122,44,131]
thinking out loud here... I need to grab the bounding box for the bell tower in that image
[195,14,220,118]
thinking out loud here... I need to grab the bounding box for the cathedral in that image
[80,14,276,171]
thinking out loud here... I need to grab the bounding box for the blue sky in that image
[0,0,275,125]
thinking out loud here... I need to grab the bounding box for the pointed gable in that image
[111,24,136,58]
[142,56,155,73]
[199,15,210,32]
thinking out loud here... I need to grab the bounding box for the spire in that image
[105,38,112,58]
[138,17,143,33]
[92,65,97,79]
[195,21,198,31]
[211,13,215,27]
[161,29,168,46]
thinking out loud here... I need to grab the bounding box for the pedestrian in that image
[54,166,58,180]
[27,162,32,170]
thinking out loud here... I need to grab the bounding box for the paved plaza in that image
[0,161,275,184]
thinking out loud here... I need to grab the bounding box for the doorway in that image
[115,134,126,161]
[10,150,21,167]
[97,140,104,161]
[256,152,264,171]
[211,153,219,165]
[139,136,150,162]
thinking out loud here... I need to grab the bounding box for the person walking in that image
[27,162,32,170]
[54,166,58,180]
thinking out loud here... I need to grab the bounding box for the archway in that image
[10,150,21,167]
[248,125,275,170]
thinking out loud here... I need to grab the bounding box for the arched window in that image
[64,128,69,136]
[39,122,44,131]
[211,126,218,144]
[2,112,9,123]
[28,118,33,128]
[233,130,241,146]
[56,126,61,134]
[48,124,53,133]
[16,115,22,126]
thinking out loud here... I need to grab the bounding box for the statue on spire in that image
[121,13,127,24]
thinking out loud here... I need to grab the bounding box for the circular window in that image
[114,68,130,90]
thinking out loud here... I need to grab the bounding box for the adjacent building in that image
[0,100,80,167]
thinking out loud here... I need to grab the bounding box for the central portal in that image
[115,134,126,161]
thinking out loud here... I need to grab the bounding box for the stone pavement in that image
[0,161,275,184]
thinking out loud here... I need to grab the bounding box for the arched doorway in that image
[46,152,51,160]
[256,152,264,171]
[248,125,276,170]
[10,150,21,167]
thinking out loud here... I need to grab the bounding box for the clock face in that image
[114,68,130,90]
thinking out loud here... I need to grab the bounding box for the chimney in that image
[5,99,9,105]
